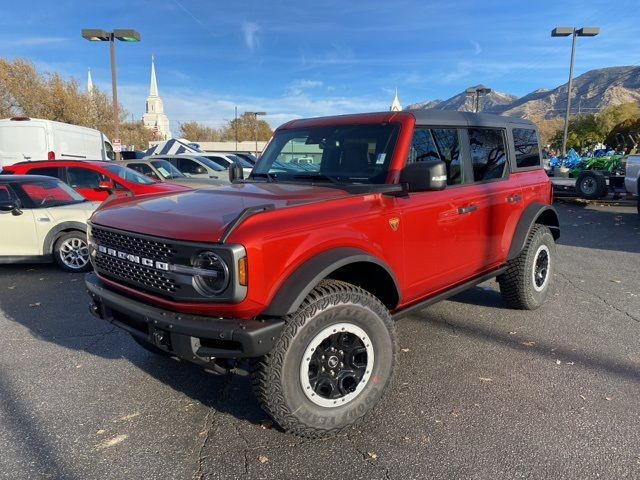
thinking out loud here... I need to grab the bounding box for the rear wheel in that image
[251,280,397,438]
[498,225,555,310]
[53,231,91,272]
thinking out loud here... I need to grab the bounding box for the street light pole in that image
[108,34,120,160]
[465,87,492,113]
[552,26,599,156]
[245,111,266,156]
[82,28,141,161]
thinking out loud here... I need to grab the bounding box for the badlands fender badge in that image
[389,217,400,231]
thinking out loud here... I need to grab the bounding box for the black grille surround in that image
[88,223,247,303]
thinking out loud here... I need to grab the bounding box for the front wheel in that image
[498,225,556,310]
[53,231,91,272]
[251,280,397,438]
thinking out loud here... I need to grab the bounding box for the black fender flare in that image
[43,221,87,255]
[507,203,560,261]
[263,247,401,317]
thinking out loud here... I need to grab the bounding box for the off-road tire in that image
[53,231,92,272]
[575,171,606,200]
[250,280,397,438]
[498,225,555,310]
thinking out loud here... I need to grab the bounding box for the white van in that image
[0,117,114,168]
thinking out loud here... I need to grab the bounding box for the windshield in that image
[194,156,226,171]
[19,179,86,207]
[252,124,399,184]
[104,164,156,184]
[227,154,253,168]
[150,160,185,179]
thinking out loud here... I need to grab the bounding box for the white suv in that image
[0,175,99,271]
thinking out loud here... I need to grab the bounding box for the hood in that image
[91,182,351,243]
[167,177,230,189]
[46,201,100,222]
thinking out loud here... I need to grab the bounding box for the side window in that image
[128,163,158,179]
[67,167,106,188]
[512,128,541,169]
[432,128,462,186]
[27,167,63,179]
[408,128,463,185]
[178,158,200,174]
[468,128,507,182]
[0,184,19,205]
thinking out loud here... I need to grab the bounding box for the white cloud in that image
[242,22,260,52]
[117,83,389,134]
[470,40,482,55]
[9,36,66,46]
[286,79,323,96]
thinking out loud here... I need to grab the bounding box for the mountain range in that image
[405,66,640,119]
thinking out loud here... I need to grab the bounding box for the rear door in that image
[461,127,524,269]
[53,125,87,160]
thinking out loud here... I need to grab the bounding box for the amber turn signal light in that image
[238,257,248,286]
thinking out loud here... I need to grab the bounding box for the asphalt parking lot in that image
[1,200,638,480]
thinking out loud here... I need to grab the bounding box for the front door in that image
[0,184,38,256]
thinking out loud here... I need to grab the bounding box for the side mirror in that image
[399,159,447,192]
[228,164,244,182]
[0,200,22,215]
[97,180,114,193]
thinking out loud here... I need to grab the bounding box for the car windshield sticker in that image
[157,167,171,177]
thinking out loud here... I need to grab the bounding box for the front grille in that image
[92,227,177,261]
[95,254,179,293]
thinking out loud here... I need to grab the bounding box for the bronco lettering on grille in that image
[98,245,170,271]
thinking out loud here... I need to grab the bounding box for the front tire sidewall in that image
[280,304,393,431]
[522,228,555,308]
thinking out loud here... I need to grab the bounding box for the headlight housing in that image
[192,251,230,296]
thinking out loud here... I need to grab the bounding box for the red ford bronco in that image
[85,110,559,437]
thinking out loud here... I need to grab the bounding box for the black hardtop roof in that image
[407,109,536,128]
[281,110,536,130]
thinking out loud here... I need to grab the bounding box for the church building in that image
[142,56,172,140]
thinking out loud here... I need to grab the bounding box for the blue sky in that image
[2,0,639,131]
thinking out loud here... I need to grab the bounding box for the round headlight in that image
[192,251,229,296]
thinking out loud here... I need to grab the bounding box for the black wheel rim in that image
[581,178,596,194]
[307,331,368,400]
[534,249,549,289]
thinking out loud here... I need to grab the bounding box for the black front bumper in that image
[85,272,284,360]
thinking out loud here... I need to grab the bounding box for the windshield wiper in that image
[292,173,342,184]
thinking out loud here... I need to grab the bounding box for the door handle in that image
[458,204,478,214]
[507,194,522,204]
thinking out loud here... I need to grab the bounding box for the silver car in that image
[119,158,229,188]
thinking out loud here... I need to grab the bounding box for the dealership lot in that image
[1,200,638,480]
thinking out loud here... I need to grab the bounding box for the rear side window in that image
[512,128,541,169]
[27,167,63,179]
[67,167,107,188]
[468,128,507,182]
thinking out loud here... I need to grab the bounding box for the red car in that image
[85,110,559,437]
[2,160,188,201]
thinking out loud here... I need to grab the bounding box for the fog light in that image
[192,251,229,296]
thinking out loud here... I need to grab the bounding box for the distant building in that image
[142,56,172,140]
[87,68,94,94]
[390,88,402,111]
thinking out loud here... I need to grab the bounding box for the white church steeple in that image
[87,68,94,94]
[142,55,172,140]
[390,88,402,112]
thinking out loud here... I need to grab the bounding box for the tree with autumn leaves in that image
[178,113,272,143]
[0,58,152,149]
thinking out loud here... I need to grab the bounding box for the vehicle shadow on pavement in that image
[554,200,640,254]
[0,264,268,427]
[448,285,505,308]
[423,310,640,384]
